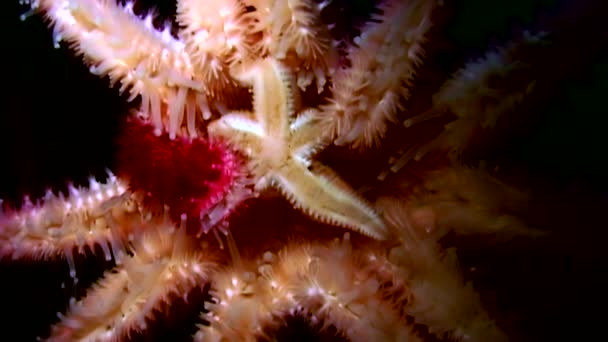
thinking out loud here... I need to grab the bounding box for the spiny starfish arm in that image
[176,0,253,86]
[236,58,295,139]
[23,1,197,103]
[0,172,136,277]
[21,0,217,139]
[207,112,265,157]
[273,161,389,240]
[196,268,277,342]
[321,0,436,149]
[197,235,419,341]
[46,225,215,342]
[244,0,336,91]
[378,198,508,342]
[267,234,420,341]
[401,32,546,164]
[289,108,328,156]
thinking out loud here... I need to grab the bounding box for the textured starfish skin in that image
[208,59,389,240]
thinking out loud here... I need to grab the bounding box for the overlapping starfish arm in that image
[46,219,216,342]
[0,172,138,277]
[208,58,389,240]
[321,0,436,149]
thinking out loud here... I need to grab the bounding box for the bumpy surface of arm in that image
[177,0,254,90]
[0,173,136,278]
[197,234,419,342]
[23,0,212,138]
[402,32,545,163]
[46,224,215,342]
[244,0,336,91]
[379,199,508,342]
[322,0,436,148]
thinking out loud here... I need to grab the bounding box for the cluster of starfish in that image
[1,0,552,341]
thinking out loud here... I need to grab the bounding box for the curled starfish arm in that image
[274,162,389,240]
[0,173,136,277]
[47,225,215,342]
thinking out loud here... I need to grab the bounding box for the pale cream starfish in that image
[208,58,389,240]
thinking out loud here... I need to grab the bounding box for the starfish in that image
[5,0,567,340]
[208,58,390,240]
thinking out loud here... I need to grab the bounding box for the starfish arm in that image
[273,161,389,240]
[380,200,508,341]
[269,236,421,342]
[47,226,214,342]
[243,0,335,91]
[22,0,213,138]
[0,173,136,277]
[196,266,277,342]
[176,0,253,85]
[235,59,294,139]
[401,32,545,164]
[289,108,328,157]
[321,0,435,148]
[207,111,265,160]
[198,236,419,341]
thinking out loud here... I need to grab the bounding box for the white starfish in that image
[208,58,389,240]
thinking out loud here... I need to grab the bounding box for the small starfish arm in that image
[274,162,389,240]
[46,223,215,342]
[234,58,294,141]
[320,0,436,149]
[208,58,389,240]
[20,0,216,138]
[196,234,420,342]
[0,172,137,278]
